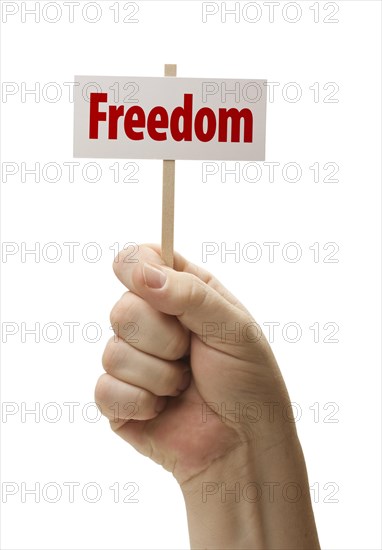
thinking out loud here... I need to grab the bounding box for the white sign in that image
[73,75,267,160]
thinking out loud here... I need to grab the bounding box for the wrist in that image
[180,440,266,550]
[180,430,300,504]
[180,432,319,550]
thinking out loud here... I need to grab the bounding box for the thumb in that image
[142,261,244,335]
[114,249,263,361]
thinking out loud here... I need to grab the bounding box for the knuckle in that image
[94,373,111,408]
[162,368,182,396]
[162,331,188,361]
[110,299,124,327]
[183,274,208,311]
[110,291,137,326]
[154,366,177,396]
[112,252,124,278]
[102,337,119,374]
[133,386,150,411]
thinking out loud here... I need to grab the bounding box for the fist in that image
[95,244,292,485]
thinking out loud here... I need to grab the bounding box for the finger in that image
[102,336,191,397]
[114,243,250,315]
[110,290,189,360]
[94,373,167,421]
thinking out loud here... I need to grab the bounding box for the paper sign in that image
[73,75,267,160]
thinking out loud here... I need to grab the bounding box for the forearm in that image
[180,432,320,550]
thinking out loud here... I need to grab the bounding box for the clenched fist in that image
[95,243,292,481]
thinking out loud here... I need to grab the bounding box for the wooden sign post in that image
[73,70,267,265]
[162,64,177,268]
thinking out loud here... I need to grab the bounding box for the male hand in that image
[95,243,295,485]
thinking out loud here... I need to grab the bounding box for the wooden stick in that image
[161,64,177,268]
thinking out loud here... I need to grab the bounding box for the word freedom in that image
[89,93,254,143]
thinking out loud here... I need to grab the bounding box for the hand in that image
[95,243,294,485]
[95,244,320,549]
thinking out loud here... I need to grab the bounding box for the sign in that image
[74,75,267,160]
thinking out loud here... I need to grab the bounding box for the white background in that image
[0,1,381,549]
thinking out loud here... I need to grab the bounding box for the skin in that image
[95,243,320,550]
